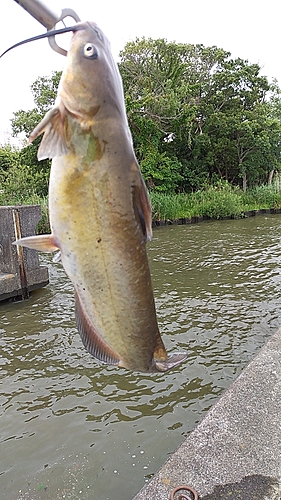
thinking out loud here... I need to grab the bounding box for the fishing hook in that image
[47,8,81,56]
[13,0,81,56]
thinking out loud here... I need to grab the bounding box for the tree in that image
[9,72,61,197]
[119,38,281,191]
[12,71,61,136]
[196,59,281,190]
[9,40,281,195]
[0,144,20,172]
[119,39,230,191]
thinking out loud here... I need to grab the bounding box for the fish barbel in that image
[15,21,187,372]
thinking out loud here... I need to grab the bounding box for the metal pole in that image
[14,0,59,30]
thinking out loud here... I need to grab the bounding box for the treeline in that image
[119,39,281,192]
[1,38,281,200]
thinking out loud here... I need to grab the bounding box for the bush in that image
[242,184,281,210]
[150,182,244,220]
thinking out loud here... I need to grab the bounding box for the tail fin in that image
[154,352,187,372]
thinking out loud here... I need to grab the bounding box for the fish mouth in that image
[0,24,83,59]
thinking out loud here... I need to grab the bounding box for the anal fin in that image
[75,290,120,365]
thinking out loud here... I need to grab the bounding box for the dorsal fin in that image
[75,290,120,365]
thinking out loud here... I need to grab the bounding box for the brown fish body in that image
[16,22,186,372]
[50,115,167,372]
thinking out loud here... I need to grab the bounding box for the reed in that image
[150,183,281,221]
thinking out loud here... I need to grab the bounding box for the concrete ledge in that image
[133,327,281,499]
[0,205,49,301]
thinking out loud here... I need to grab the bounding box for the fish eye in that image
[83,43,98,59]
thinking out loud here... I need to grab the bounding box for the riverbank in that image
[1,183,281,234]
[133,326,281,500]
[150,183,281,222]
[152,207,281,227]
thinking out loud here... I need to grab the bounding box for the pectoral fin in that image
[75,290,120,365]
[13,234,59,252]
[29,106,70,160]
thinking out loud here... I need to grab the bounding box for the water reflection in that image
[1,215,281,499]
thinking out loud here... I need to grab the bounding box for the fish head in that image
[58,21,125,123]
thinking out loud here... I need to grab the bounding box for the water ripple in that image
[1,215,281,499]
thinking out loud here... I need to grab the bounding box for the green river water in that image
[1,215,281,499]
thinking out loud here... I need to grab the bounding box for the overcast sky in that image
[1,0,281,145]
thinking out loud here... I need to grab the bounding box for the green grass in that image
[2,183,281,234]
[150,183,281,221]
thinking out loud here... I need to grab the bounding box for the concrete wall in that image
[0,205,49,301]
[134,327,281,500]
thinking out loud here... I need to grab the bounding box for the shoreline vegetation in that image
[2,40,281,236]
[1,182,281,234]
[150,182,281,223]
